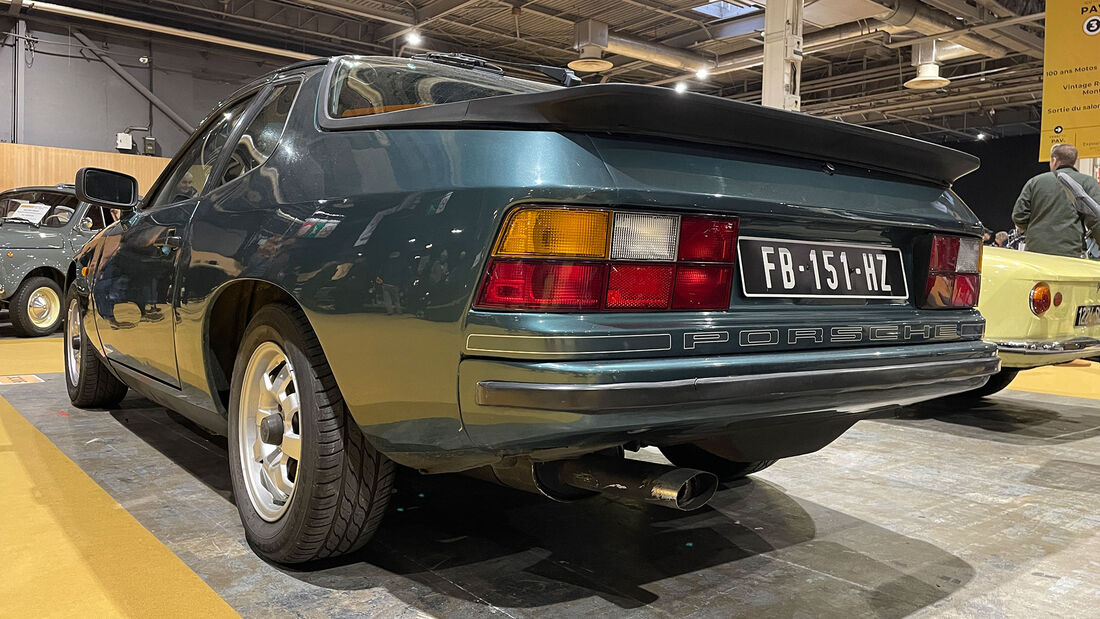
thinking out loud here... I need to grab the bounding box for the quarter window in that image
[221,83,299,185]
[149,95,255,208]
[83,204,109,230]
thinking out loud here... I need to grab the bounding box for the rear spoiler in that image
[319,83,980,186]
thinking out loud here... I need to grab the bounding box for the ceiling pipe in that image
[1,0,320,61]
[873,0,1010,59]
[573,0,1011,85]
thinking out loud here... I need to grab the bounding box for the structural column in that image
[12,19,26,143]
[761,0,804,111]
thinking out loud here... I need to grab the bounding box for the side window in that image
[83,205,108,230]
[221,83,299,185]
[149,95,255,209]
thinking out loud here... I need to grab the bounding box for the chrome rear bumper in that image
[996,337,1100,356]
[476,356,1000,412]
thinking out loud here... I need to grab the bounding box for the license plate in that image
[1076,305,1100,327]
[738,237,908,299]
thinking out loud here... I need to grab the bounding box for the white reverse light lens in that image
[956,237,981,272]
[611,212,679,261]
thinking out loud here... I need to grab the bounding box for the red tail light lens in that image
[679,216,737,262]
[478,259,605,310]
[606,264,674,309]
[477,208,738,312]
[929,235,960,271]
[951,273,980,307]
[672,265,733,310]
[922,234,982,309]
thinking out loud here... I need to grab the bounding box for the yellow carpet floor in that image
[0,337,63,375]
[0,393,238,617]
[1007,361,1100,400]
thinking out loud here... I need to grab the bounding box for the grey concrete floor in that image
[1,369,1097,617]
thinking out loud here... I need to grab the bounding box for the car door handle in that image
[154,229,182,250]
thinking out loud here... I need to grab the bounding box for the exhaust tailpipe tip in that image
[550,455,720,511]
[648,468,718,511]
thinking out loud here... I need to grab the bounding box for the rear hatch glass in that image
[328,56,558,119]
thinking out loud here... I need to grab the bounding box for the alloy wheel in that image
[66,299,82,386]
[237,341,303,522]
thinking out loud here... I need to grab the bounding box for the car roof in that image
[0,184,76,197]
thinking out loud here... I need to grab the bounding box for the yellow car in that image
[971,246,1100,396]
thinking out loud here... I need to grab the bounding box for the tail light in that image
[1030,282,1052,316]
[921,234,982,309]
[477,207,738,311]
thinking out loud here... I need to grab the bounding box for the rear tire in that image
[64,287,129,408]
[960,368,1020,399]
[10,276,63,337]
[227,303,394,564]
[659,443,776,482]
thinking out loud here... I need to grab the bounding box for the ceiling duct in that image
[572,0,1011,83]
[574,20,713,73]
[568,43,614,73]
[903,39,972,89]
[904,40,949,89]
[874,0,1009,59]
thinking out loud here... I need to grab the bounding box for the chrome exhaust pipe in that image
[547,455,718,511]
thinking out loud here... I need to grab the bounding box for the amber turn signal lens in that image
[495,208,610,258]
[1030,282,1051,316]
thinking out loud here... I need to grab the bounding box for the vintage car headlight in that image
[1030,282,1052,316]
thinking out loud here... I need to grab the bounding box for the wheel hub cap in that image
[237,342,302,522]
[28,286,60,328]
[259,413,284,445]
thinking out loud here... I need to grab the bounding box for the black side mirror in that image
[76,167,139,211]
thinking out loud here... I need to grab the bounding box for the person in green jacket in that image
[1012,143,1100,258]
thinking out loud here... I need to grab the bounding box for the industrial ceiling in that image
[5,0,1046,143]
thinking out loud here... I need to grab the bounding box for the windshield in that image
[328,56,558,119]
[0,191,80,228]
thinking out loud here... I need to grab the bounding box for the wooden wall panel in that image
[0,143,170,194]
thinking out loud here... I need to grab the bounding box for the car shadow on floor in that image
[111,399,974,615]
[880,392,1100,445]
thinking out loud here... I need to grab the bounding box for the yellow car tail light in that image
[494,208,610,258]
[1030,282,1051,316]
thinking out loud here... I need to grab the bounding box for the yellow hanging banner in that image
[1039,3,1100,161]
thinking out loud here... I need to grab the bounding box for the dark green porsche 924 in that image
[65,55,998,563]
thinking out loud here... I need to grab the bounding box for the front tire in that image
[10,276,63,337]
[64,287,129,407]
[659,443,776,483]
[228,303,394,564]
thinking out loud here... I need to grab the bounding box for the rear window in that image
[328,56,558,119]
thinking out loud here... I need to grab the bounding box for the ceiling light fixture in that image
[406,30,423,46]
[568,45,613,72]
[674,82,688,93]
[695,68,710,80]
[976,133,989,141]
